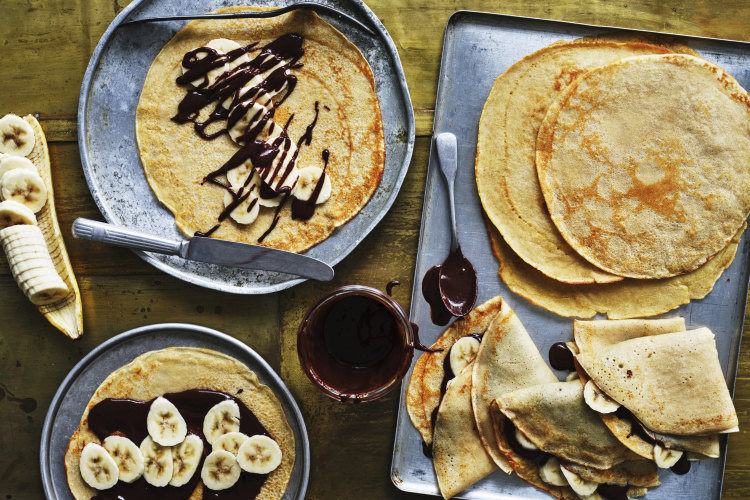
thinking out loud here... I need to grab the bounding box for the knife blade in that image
[71,218,334,281]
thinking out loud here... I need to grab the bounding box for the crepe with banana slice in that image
[136,7,384,252]
[471,298,559,471]
[490,382,659,499]
[406,295,504,446]
[64,348,294,499]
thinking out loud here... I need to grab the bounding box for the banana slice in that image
[223,188,260,225]
[140,436,173,487]
[146,397,187,446]
[25,277,69,305]
[449,336,481,377]
[0,168,47,213]
[201,450,241,491]
[208,38,249,72]
[583,380,620,414]
[0,200,36,228]
[203,400,241,445]
[237,435,283,474]
[0,114,35,157]
[565,371,580,382]
[560,466,599,497]
[79,442,119,490]
[291,166,331,203]
[170,434,204,487]
[102,435,144,483]
[228,101,273,144]
[182,40,230,88]
[514,429,539,451]
[213,431,250,456]
[0,156,37,179]
[226,161,257,190]
[539,457,568,487]
[653,444,683,468]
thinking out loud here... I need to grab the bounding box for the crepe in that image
[136,7,385,252]
[497,381,639,469]
[64,348,295,499]
[406,295,504,446]
[573,317,685,354]
[489,400,657,500]
[471,299,558,472]
[433,367,498,499]
[575,327,738,436]
[485,218,743,318]
[536,53,750,278]
[476,40,671,284]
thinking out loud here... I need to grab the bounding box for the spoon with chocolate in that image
[432,132,478,318]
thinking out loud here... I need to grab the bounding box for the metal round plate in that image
[77,0,415,294]
[40,323,310,499]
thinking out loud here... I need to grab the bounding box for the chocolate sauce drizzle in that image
[171,34,331,239]
[88,389,270,500]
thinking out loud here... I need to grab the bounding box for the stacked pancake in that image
[476,37,750,318]
[406,296,695,499]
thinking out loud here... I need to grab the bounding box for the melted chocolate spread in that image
[548,342,575,371]
[298,290,413,401]
[88,389,270,499]
[172,34,330,239]
[421,246,477,326]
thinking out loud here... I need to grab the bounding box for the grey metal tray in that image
[78,0,414,294]
[40,323,309,499]
[391,11,750,500]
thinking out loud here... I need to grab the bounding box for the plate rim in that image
[39,322,310,500]
[76,0,415,295]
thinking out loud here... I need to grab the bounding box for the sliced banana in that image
[448,336,481,377]
[223,188,260,225]
[0,114,35,157]
[208,38,250,72]
[539,457,568,487]
[291,166,331,203]
[653,444,683,468]
[79,442,119,490]
[146,397,187,446]
[140,436,173,487]
[213,431,250,456]
[0,200,36,228]
[0,168,47,213]
[515,429,539,451]
[203,400,241,445]
[25,276,69,305]
[182,40,230,88]
[583,380,620,414]
[0,223,43,244]
[565,371,580,382]
[201,450,241,491]
[170,434,204,487]
[228,100,273,144]
[226,161,257,190]
[0,156,37,179]
[560,466,599,497]
[102,435,144,483]
[237,434,283,474]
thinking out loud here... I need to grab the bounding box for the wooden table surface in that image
[1,1,749,498]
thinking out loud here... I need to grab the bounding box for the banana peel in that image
[20,115,83,339]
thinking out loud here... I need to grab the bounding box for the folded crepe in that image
[572,319,735,462]
[406,295,504,446]
[433,367,498,499]
[491,382,659,500]
[471,299,558,471]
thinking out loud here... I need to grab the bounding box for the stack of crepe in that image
[406,297,685,499]
[475,35,750,318]
[569,319,738,469]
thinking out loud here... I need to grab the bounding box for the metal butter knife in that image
[72,218,334,281]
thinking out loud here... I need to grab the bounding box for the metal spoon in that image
[434,132,478,317]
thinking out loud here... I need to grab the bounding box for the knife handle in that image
[72,218,183,256]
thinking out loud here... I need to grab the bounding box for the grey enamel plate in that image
[391,11,750,500]
[78,0,414,294]
[40,323,309,499]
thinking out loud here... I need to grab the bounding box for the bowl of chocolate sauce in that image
[297,284,422,403]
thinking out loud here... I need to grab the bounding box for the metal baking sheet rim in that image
[77,0,415,295]
[39,323,310,499]
[390,10,750,499]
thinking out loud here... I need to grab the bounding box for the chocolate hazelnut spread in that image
[421,246,477,326]
[88,389,270,499]
[548,342,575,371]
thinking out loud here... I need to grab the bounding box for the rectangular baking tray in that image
[391,11,750,500]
